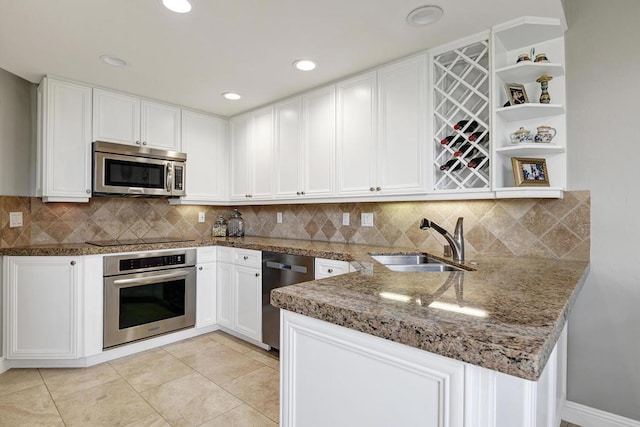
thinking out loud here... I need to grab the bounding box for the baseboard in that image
[564,401,640,427]
[0,357,9,374]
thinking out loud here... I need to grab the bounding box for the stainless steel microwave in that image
[93,141,186,197]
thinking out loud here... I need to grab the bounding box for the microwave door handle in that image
[112,270,189,287]
[166,162,173,193]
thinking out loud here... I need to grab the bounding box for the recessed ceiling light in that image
[222,92,241,100]
[100,55,127,67]
[293,59,317,71]
[406,5,444,26]
[162,0,192,13]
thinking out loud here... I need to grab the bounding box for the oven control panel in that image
[104,248,197,276]
[120,254,186,271]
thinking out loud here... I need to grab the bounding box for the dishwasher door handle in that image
[265,261,308,274]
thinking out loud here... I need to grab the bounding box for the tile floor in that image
[0,331,279,426]
[0,330,583,427]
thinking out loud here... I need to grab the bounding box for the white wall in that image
[565,0,640,421]
[0,67,34,196]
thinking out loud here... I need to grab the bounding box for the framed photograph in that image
[511,157,550,187]
[505,83,529,105]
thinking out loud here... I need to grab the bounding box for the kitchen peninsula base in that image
[280,310,567,427]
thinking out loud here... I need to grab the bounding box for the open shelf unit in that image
[491,17,567,198]
[431,34,490,192]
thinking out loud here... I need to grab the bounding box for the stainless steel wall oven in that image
[103,249,196,349]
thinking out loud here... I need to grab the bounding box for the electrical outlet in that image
[361,212,374,227]
[9,212,23,228]
[277,212,283,224]
[342,212,350,226]
[198,212,205,223]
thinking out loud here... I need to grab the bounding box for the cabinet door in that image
[196,262,217,328]
[304,85,336,198]
[216,261,234,329]
[140,100,182,151]
[229,113,251,200]
[233,265,261,342]
[337,72,377,196]
[377,56,427,194]
[4,256,80,359]
[41,78,92,201]
[274,97,303,198]
[250,106,274,200]
[181,110,227,201]
[92,89,140,145]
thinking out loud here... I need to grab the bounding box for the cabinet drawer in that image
[315,258,350,279]
[233,248,262,268]
[197,246,217,263]
[217,246,233,263]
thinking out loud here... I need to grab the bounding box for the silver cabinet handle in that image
[301,191,305,195]
[70,260,76,266]
[296,191,301,195]
[376,187,382,191]
[369,187,375,191]
[135,140,141,145]
[327,268,333,273]
[243,256,249,260]
[198,266,203,271]
[255,273,260,277]
[142,141,147,146]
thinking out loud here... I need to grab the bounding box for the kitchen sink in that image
[370,254,463,272]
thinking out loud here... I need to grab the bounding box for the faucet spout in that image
[419,217,465,262]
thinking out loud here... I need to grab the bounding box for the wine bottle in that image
[440,135,466,146]
[467,156,487,169]
[453,120,479,132]
[453,143,478,158]
[440,158,463,171]
[468,131,489,143]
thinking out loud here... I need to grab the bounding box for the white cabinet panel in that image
[181,110,227,202]
[4,256,81,359]
[337,72,377,196]
[314,258,350,279]
[196,262,217,328]
[93,89,140,145]
[303,85,336,198]
[38,78,92,202]
[233,265,261,341]
[229,113,251,200]
[216,261,234,329]
[275,98,303,198]
[140,100,182,151]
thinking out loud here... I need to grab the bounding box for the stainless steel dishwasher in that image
[262,251,315,350]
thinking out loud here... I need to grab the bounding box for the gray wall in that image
[0,67,34,196]
[565,0,640,421]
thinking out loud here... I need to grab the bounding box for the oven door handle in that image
[112,270,189,286]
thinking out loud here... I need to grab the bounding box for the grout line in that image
[37,368,68,427]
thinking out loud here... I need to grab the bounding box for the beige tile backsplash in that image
[0,191,590,261]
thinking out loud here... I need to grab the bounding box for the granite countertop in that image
[0,236,589,380]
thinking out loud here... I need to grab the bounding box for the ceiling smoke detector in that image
[100,55,127,67]
[406,5,444,26]
[162,0,192,14]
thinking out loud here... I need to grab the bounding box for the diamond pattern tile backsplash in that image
[0,191,590,261]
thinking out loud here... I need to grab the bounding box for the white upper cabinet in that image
[230,106,274,201]
[337,56,427,197]
[337,72,378,196]
[377,55,427,194]
[179,110,228,203]
[274,85,336,199]
[37,77,92,202]
[93,89,182,151]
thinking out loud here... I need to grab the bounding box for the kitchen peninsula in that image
[1,236,589,426]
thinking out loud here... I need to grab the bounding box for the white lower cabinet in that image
[281,311,568,427]
[3,256,82,359]
[216,247,262,342]
[196,247,217,328]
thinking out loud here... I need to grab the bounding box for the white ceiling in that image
[0,0,565,117]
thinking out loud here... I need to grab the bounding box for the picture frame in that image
[505,83,529,105]
[511,157,550,187]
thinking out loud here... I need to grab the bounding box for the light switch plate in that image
[277,212,283,224]
[9,212,23,228]
[361,212,374,227]
[198,212,205,223]
[342,212,350,226]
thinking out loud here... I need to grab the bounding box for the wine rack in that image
[432,37,490,191]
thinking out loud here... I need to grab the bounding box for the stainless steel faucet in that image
[419,217,465,262]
